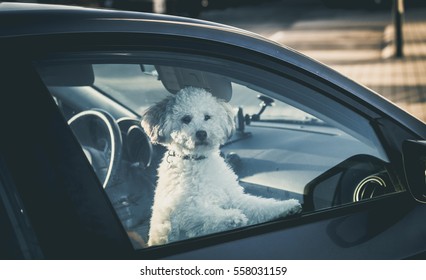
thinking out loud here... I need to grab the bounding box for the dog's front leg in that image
[147,213,172,246]
[177,206,249,239]
[234,194,301,225]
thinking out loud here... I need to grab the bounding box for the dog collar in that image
[167,151,207,162]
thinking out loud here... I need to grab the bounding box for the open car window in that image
[35,51,403,249]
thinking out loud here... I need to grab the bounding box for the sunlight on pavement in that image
[272,13,426,122]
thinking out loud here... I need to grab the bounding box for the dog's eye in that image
[204,114,211,121]
[181,115,192,124]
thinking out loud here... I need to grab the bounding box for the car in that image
[0,2,425,260]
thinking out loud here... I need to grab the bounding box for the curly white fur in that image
[142,87,301,246]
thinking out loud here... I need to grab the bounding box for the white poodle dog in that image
[142,87,301,246]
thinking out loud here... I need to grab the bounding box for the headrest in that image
[155,65,232,102]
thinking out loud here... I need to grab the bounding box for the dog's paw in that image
[280,199,302,217]
[224,209,248,228]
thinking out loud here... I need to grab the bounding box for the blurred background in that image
[7,0,426,121]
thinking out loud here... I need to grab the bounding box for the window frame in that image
[2,32,420,259]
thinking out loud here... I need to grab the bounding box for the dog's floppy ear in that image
[141,96,173,144]
[220,100,235,141]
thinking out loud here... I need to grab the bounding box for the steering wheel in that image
[68,109,122,189]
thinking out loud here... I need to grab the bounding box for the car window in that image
[35,51,403,249]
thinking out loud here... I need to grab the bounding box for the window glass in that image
[35,52,402,249]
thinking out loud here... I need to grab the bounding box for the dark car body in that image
[0,2,425,260]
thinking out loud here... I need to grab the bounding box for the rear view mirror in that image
[403,140,426,203]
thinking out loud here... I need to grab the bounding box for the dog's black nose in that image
[196,130,207,141]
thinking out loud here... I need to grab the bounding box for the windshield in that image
[93,64,168,114]
[93,64,320,124]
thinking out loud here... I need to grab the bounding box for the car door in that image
[0,44,134,259]
[2,31,426,259]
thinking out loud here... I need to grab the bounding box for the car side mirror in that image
[403,140,426,203]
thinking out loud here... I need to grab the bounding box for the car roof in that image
[1,2,424,134]
[0,2,254,38]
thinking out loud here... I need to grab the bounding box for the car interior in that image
[35,56,402,248]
